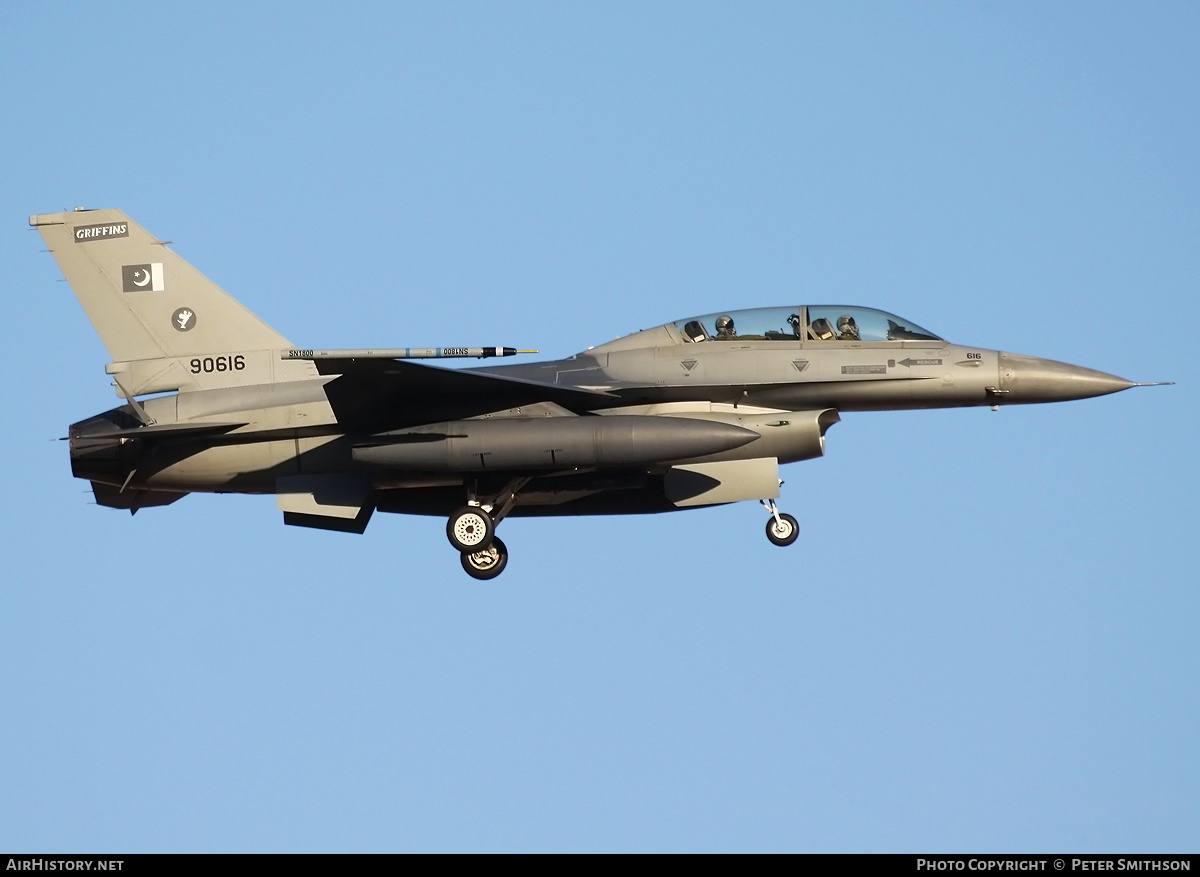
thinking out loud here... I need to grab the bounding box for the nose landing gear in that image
[761,498,798,546]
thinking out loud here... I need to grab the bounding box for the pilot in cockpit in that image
[836,315,861,341]
[714,315,737,340]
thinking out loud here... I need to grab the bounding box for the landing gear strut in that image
[761,498,799,547]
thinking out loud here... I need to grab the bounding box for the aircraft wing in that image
[314,358,618,431]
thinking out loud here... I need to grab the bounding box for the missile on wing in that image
[282,347,535,360]
[352,416,760,471]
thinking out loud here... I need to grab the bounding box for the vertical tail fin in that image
[31,208,292,363]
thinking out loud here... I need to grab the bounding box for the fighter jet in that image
[33,209,1168,579]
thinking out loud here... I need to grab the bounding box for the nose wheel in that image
[761,499,799,547]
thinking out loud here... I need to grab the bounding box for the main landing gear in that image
[761,498,799,547]
[446,479,528,580]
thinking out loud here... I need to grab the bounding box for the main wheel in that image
[765,512,799,547]
[461,537,508,580]
[447,505,494,552]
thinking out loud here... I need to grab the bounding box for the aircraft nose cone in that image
[998,352,1135,404]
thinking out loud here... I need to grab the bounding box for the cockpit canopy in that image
[674,306,942,343]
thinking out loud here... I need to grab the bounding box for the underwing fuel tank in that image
[352,415,760,471]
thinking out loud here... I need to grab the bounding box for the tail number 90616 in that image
[189,355,246,374]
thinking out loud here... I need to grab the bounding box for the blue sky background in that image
[1,1,1196,852]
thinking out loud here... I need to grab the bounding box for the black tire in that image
[447,505,494,552]
[765,512,799,547]
[461,537,508,580]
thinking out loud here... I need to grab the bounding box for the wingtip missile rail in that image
[281,347,537,360]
